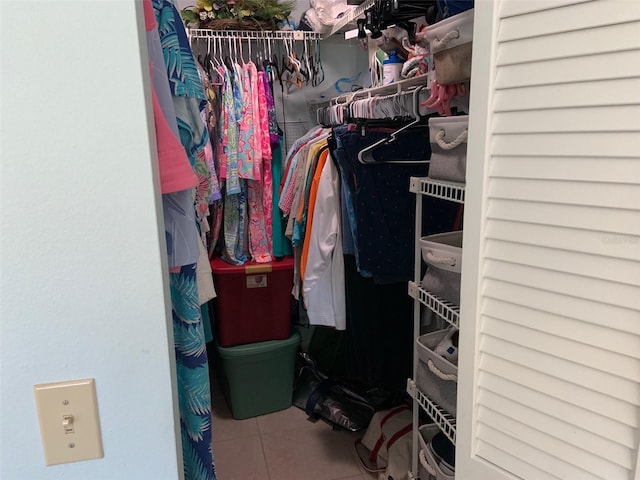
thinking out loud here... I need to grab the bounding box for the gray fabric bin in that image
[428,116,469,183]
[416,329,458,417]
[418,425,455,480]
[420,231,463,305]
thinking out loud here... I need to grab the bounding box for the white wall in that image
[0,2,182,479]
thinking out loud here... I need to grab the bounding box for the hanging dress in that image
[150,1,216,479]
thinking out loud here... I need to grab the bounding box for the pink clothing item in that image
[144,0,196,194]
[143,0,156,31]
[249,62,263,180]
[150,79,198,194]
[279,143,310,215]
[247,180,272,263]
[261,150,274,259]
[257,71,272,161]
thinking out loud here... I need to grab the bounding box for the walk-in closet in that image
[1,1,639,480]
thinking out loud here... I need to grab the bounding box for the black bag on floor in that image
[292,354,398,432]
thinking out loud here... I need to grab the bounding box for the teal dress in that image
[272,136,293,257]
[153,1,216,479]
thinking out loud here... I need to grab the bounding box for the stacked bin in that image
[210,257,300,419]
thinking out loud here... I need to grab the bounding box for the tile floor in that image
[211,386,378,480]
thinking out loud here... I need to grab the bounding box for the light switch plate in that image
[34,378,104,466]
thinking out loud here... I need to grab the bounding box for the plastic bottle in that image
[382,51,403,85]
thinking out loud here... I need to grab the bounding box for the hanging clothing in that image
[332,125,458,282]
[237,62,255,179]
[300,149,330,280]
[144,0,200,270]
[200,61,282,266]
[149,2,216,480]
[222,180,249,265]
[173,96,214,233]
[170,265,216,480]
[271,137,293,257]
[153,0,207,100]
[302,155,346,330]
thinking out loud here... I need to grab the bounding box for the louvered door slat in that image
[483,299,640,360]
[493,105,640,133]
[489,178,639,209]
[486,219,640,260]
[476,440,562,480]
[494,78,640,112]
[483,279,640,333]
[481,372,637,448]
[488,199,640,236]
[477,423,606,480]
[484,259,640,310]
[477,408,630,479]
[491,132,640,157]
[483,318,640,382]
[479,392,634,468]
[498,0,640,42]
[479,356,638,426]
[499,0,593,19]
[482,336,640,404]
[497,21,640,65]
[490,157,640,185]
[485,239,640,286]
[495,50,640,89]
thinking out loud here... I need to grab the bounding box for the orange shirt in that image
[300,149,330,280]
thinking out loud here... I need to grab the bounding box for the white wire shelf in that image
[407,378,456,445]
[410,177,465,203]
[408,282,460,329]
[331,72,434,105]
[188,29,322,41]
[329,0,376,36]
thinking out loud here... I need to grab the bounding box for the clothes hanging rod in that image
[188,29,322,41]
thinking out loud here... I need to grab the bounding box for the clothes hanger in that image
[358,85,430,165]
[314,38,324,87]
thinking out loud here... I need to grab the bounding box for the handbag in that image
[356,406,414,480]
[425,9,474,85]
[292,363,377,432]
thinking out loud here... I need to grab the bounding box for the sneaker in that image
[434,328,459,365]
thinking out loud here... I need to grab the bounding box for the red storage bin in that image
[210,256,294,347]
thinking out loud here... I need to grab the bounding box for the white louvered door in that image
[456,1,640,479]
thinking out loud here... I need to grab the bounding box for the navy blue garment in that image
[438,0,474,18]
[329,130,372,278]
[333,125,458,282]
[344,254,414,391]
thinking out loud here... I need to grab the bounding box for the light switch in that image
[33,378,104,466]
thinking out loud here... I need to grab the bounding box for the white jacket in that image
[302,158,346,330]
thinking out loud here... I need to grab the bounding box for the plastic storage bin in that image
[418,424,455,480]
[416,329,458,416]
[420,231,463,305]
[213,331,301,419]
[210,256,294,347]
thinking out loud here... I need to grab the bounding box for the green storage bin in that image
[213,331,301,419]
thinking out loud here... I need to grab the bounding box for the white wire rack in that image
[408,282,460,329]
[410,177,465,203]
[329,0,376,36]
[407,379,457,445]
[330,72,433,106]
[188,29,322,41]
